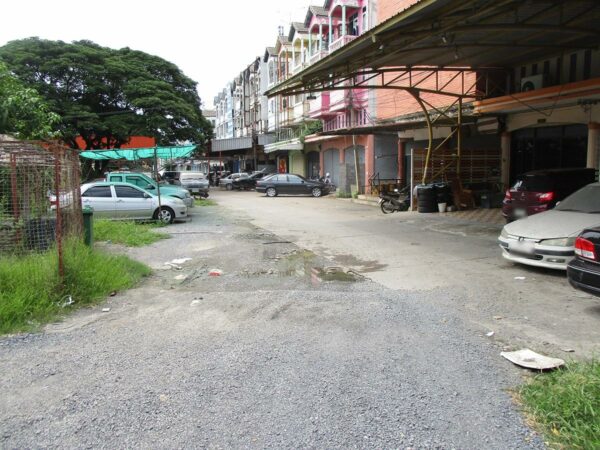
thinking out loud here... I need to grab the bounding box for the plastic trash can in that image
[82,206,94,246]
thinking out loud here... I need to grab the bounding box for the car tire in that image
[266,187,277,197]
[226,184,233,191]
[154,206,175,224]
[311,187,322,197]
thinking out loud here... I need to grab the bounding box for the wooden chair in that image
[450,178,476,210]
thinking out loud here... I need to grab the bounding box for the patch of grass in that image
[519,361,600,449]
[194,198,217,207]
[94,220,168,247]
[336,191,352,198]
[0,240,151,334]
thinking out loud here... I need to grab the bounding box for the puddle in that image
[311,266,363,282]
[332,253,387,273]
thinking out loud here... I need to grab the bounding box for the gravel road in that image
[0,198,545,448]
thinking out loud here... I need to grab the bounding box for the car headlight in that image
[540,237,576,247]
[184,190,191,197]
[171,198,185,205]
[500,228,509,239]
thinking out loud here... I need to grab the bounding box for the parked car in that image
[81,182,187,223]
[567,227,600,296]
[256,174,331,197]
[179,172,209,197]
[105,171,193,208]
[232,172,268,190]
[161,171,181,185]
[498,182,600,270]
[502,168,596,222]
[219,173,248,190]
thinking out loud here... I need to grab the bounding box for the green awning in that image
[79,145,196,161]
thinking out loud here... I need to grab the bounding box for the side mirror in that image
[146,184,155,190]
[143,193,151,199]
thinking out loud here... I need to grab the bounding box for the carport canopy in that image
[79,145,196,161]
[266,0,600,98]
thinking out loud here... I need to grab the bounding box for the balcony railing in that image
[323,109,369,133]
[329,34,357,53]
[291,62,308,75]
[309,50,328,65]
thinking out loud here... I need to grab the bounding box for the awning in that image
[80,145,196,161]
[266,0,600,97]
[211,137,253,152]
[264,139,304,154]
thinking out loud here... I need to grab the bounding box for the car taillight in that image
[574,237,596,261]
[538,192,555,202]
[504,189,512,201]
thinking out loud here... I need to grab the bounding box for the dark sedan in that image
[256,174,331,197]
[567,227,600,296]
[232,172,268,190]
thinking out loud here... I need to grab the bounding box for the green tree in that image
[0,61,59,139]
[0,38,212,151]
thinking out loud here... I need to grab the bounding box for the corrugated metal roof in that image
[211,137,253,152]
[267,0,600,97]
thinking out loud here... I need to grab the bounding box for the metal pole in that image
[457,97,462,177]
[154,146,162,213]
[53,145,64,282]
[351,108,360,194]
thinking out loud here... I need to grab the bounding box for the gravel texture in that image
[0,201,544,449]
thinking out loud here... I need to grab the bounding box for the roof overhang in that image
[211,137,253,152]
[266,0,600,98]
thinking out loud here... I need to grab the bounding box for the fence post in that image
[53,145,64,282]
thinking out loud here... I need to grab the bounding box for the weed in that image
[94,220,168,247]
[194,198,217,207]
[0,240,150,334]
[519,361,600,449]
[336,191,352,198]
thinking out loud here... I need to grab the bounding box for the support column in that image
[318,23,323,51]
[308,29,312,56]
[342,6,347,37]
[301,40,305,64]
[398,139,407,185]
[328,15,333,48]
[365,135,375,194]
[319,147,325,177]
[587,122,600,170]
[500,131,511,190]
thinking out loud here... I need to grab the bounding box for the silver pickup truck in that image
[179,172,210,198]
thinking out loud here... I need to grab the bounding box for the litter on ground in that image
[101,308,111,313]
[209,269,223,277]
[501,348,565,370]
[171,258,192,265]
[514,276,526,280]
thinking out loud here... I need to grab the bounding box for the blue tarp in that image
[79,145,196,161]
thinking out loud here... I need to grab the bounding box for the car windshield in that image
[180,174,204,181]
[555,184,600,213]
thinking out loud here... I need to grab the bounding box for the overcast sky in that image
[0,0,312,108]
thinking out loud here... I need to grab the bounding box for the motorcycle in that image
[379,187,410,214]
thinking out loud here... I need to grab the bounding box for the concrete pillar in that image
[319,147,325,177]
[398,139,406,185]
[308,28,312,56]
[328,15,333,48]
[318,23,323,52]
[500,131,511,189]
[587,122,600,170]
[301,40,305,64]
[365,135,375,194]
[342,6,347,37]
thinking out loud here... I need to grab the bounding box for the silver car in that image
[498,183,600,270]
[81,182,188,224]
[179,172,209,197]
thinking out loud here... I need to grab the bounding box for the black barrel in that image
[416,184,437,213]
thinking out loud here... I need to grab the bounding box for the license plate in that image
[191,188,200,193]
[514,208,527,218]
[509,240,534,254]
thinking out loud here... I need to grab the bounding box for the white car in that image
[498,183,600,270]
[81,182,187,224]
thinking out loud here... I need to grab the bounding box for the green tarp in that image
[79,145,196,161]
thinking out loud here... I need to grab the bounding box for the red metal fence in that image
[0,139,82,276]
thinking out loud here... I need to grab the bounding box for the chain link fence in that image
[0,138,82,275]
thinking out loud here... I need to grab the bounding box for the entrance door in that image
[323,148,339,186]
[306,151,320,179]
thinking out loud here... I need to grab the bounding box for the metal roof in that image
[267,0,600,97]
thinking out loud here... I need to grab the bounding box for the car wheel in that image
[266,187,277,197]
[226,183,233,191]
[311,187,322,197]
[154,206,175,224]
[380,200,396,214]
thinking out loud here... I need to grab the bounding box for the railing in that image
[323,109,369,132]
[368,173,406,195]
[291,62,308,75]
[309,50,328,64]
[329,34,357,53]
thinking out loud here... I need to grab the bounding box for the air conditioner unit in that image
[521,74,547,92]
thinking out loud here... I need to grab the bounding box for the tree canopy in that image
[0,38,212,150]
[0,61,59,139]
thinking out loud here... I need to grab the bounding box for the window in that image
[287,175,302,183]
[583,49,592,80]
[569,53,577,82]
[111,175,123,182]
[82,186,112,198]
[125,176,146,187]
[531,63,538,76]
[115,186,146,198]
[349,13,359,36]
[543,60,550,76]
[362,6,368,32]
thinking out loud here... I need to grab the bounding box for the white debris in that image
[164,263,182,270]
[101,308,111,313]
[171,258,192,265]
[501,348,565,370]
[486,331,495,337]
[561,348,575,353]
[514,276,526,280]
[190,300,201,306]
[174,274,187,280]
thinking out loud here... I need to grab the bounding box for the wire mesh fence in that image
[0,139,83,271]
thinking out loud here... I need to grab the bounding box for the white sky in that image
[0,0,313,108]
